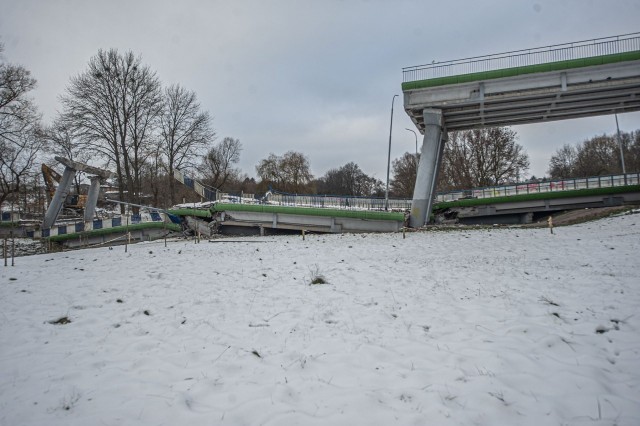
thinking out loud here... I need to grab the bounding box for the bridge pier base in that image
[410,109,445,228]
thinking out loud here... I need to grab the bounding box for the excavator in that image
[41,163,87,213]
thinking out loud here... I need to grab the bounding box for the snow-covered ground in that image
[1,213,639,425]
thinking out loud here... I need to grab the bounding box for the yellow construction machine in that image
[41,163,87,212]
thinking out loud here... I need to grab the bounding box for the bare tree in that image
[0,128,43,207]
[319,162,383,196]
[390,152,419,198]
[627,130,640,173]
[42,120,92,194]
[573,135,619,177]
[440,127,529,189]
[0,42,43,206]
[256,151,313,193]
[140,141,165,207]
[547,131,640,179]
[547,144,578,179]
[160,84,214,204]
[127,67,163,203]
[60,49,162,211]
[200,137,242,191]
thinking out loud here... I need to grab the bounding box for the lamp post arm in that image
[405,128,418,156]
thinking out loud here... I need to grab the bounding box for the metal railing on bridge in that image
[173,169,256,203]
[167,169,639,212]
[265,192,411,211]
[402,32,640,83]
[438,172,639,202]
[263,172,639,210]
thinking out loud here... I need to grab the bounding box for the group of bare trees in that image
[1,46,251,212]
[316,162,383,197]
[254,126,530,198]
[390,127,530,197]
[0,42,44,207]
[253,154,384,197]
[56,49,215,210]
[439,127,529,190]
[255,151,314,194]
[547,130,640,179]
[4,43,638,214]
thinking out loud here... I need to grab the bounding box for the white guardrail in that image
[27,212,168,239]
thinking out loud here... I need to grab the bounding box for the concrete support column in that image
[42,167,77,229]
[409,109,444,228]
[83,176,102,222]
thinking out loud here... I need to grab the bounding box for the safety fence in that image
[1,212,21,222]
[27,212,168,239]
[173,169,255,203]
[460,173,639,201]
[265,193,411,211]
[403,32,640,83]
[174,169,218,201]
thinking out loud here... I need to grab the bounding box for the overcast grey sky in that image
[1,0,639,181]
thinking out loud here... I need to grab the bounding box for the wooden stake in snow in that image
[302,229,305,241]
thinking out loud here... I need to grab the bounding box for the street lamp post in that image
[385,95,399,211]
[405,128,418,157]
[614,113,627,185]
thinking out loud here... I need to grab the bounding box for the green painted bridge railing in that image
[402,32,640,90]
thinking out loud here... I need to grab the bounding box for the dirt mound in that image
[527,206,635,227]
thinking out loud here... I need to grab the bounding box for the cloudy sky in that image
[1,0,639,181]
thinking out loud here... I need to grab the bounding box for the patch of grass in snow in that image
[58,389,81,412]
[49,316,71,325]
[309,265,328,285]
[488,391,509,406]
[311,276,327,285]
[595,325,610,334]
[539,295,559,306]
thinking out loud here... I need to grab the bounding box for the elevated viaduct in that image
[402,33,640,227]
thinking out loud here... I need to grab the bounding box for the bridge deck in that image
[402,51,640,90]
[403,34,640,132]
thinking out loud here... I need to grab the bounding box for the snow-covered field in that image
[1,213,639,425]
